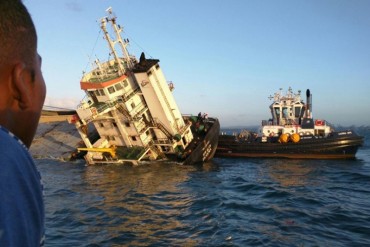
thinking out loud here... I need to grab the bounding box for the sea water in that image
[36,129,370,246]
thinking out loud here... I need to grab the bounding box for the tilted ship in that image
[69,8,219,165]
[216,87,363,159]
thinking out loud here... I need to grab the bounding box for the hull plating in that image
[216,132,363,159]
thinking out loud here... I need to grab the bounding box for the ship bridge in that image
[268,87,305,126]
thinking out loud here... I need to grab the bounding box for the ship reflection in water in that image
[264,159,316,187]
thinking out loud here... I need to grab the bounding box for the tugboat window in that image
[274,107,280,118]
[282,107,288,118]
[294,107,301,118]
[131,136,137,141]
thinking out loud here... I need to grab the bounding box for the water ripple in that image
[35,143,370,246]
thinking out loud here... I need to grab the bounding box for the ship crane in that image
[77,146,117,159]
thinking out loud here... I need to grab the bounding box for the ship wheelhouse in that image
[268,87,305,126]
[259,87,332,139]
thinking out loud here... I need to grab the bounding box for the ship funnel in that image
[139,52,147,65]
[305,89,312,118]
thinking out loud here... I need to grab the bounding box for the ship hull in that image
[182,118,220,165]
[216,131,363,159]
[77,117,220,165]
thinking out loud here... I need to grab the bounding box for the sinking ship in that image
[216,87,363,159]
[69,8,219,165]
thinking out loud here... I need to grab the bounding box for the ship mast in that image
[100,7,133,74]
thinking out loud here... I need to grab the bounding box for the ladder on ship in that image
[116,103,131,119]
[149,142,166,159]
[152,119,173,139]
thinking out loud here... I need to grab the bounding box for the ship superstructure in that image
[70,8,219,165]
[258,87,332,142]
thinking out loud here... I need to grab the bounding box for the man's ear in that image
[11,63,31,110]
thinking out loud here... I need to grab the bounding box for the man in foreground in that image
[0,0,46,246]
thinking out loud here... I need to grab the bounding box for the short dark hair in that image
[0,0,37,67]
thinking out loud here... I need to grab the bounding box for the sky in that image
[25,0,370,127]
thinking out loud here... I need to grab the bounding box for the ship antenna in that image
[100,15,125,74]
[101,7,133,71]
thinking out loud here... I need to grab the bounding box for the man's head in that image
[0,0,46,148]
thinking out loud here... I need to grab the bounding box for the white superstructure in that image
[258,87,332,142]
[70,8,194,164]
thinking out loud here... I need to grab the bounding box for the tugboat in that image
[69,8,219,165]
[216,87,363,159]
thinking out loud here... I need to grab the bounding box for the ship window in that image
[294,107,301,118]
[182,136,187,145]
[99,123,104,127]
[155,64,160,70]
[115,83,123,91]
[95,90,100,96]
[123,80,128,87]
[131,102,135,109]
[99,89,105,95]
[112,122,117,127]
[125,122,130,127]
[131,136,137,141]
[300,106,306,118]
[282,107,288,118]
[274,107,280,118]
[108,86,115,94]
[147,71,152,76]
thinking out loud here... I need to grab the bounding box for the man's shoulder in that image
[0,125,32,161]
[0,126,44,246]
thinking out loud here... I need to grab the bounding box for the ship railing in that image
[148,141,167,158]
[95,101,116,113]
[134,140,164,161]
[152,139,173,145]
[137,122,150,135]
[177,120,192,135]
[122,87,140,102]
[85,71,123,83]
[132,103,148,120]
[140,134,153,146]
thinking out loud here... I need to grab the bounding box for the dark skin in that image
[0,54,46,148]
